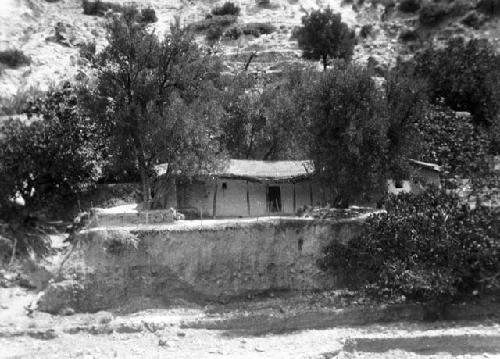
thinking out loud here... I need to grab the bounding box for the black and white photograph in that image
[0,0,499,357]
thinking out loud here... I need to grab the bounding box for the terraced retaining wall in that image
[41,219,366,312]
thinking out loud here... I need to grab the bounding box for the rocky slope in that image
[0,0,499,98]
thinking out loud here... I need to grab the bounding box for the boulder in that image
[37,280,85,314]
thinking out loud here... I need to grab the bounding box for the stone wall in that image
[46,218,365,312]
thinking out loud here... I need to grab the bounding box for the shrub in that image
[461,10,486,29]
[399,0,420,13]
[399,29,419,42]
[189,15,238,33]
[0,49,31,68]
[477,0,500,15]
[360,24,373,38]
[206,24,225,42]
[319,188,500,303]
[140,7,157,23]
[419,2,449,25]
[242,22,277,36]
[211,2,240,16]
[224,26,243,40]
[82,0,130,16]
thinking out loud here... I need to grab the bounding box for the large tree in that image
[384,68,429,180]
[296,8,356,70]
[308,63,389,206]
[220,69,314,160]
[0,83,101,219]
[87,11,226,205]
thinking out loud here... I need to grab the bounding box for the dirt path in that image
[1,286,499,359]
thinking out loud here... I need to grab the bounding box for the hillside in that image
[1,0,500,98]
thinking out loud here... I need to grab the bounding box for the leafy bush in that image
[211,2,240,16]
[189,15,238,33]
[140,7,157,23]
[399,29,419,42]
[477,0,500,15]
[206,24,225,42]
[224,26,243,40]
[419,2,449,25]
[0,49,31,68]
[399,0,420,13]
[82,0,133,16]
[360,24,373,38]
[319,188,500,302]
[415,105,490,178]
[241,22,277,36]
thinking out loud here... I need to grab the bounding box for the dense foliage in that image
[296,9,356,69]
[320,188,500,302]
[0,84,101,217]
[415,105,491,178]
[86,12,226,205]
[308,63,388,205]
[220,69,314,160]
[414,38,500,127]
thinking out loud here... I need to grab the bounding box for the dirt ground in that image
[1,283,500,359]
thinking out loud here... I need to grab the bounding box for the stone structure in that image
[157,159,332,218]
[41,218,366,312]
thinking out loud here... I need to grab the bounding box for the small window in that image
[395,180,403,189]
[222,182,227,190]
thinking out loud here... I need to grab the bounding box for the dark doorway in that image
[268,186,281,213]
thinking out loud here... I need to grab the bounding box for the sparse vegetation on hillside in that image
[189,15,238,33]
[296,9,356,70]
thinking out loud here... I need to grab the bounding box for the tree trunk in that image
[322,55,328,71]
[133,136,152,208]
